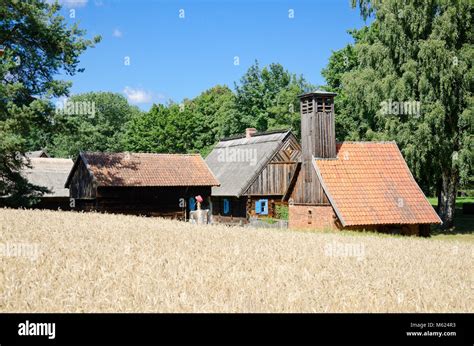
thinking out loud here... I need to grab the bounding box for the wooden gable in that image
[287,162,329,205]
[244,133,301,196]
[69,157,97,199]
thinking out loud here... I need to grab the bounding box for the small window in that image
[256,199,268,215]
[223,199,230,215]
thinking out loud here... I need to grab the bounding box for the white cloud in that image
[123,87,154,104]
[112,28,123,38]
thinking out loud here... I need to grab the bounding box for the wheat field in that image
[0,208,472,312]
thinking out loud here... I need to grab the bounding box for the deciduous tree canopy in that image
[323,0,473,227]
[0,0,100,206]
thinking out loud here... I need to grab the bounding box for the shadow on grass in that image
[430,207,474,236]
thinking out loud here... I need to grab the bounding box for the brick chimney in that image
[245,128,257,138]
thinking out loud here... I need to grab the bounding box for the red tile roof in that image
[78,152,220,187]
[314,142,441,226]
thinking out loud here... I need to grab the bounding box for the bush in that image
[275,205,289,220]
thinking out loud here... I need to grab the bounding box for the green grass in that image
[427,196,474,239]
[426,196,474,208]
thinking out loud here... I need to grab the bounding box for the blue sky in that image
[57,0,367,110]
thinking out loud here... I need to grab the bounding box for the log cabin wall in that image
[69,166,213,218]
[66,152,219,219]
[211,196,247,217]
[30,197,72,211]
[92,186,212,218]
[246,196,289,218]
[211,196,248,224]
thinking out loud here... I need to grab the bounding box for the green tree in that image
[235,61,313,137]
[50,92,140,158]
[123,86,238,156]
[0,0,100,206]
[123,102,190,153]
[322,31,364,140]
[324,0,473,228]
[186,85,238,156]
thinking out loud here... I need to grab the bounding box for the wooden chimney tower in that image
[291,90,337,205]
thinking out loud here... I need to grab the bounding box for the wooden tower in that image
[290,90,337,205]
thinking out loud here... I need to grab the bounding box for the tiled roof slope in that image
[314,142,441,226]
[74,152,219,187]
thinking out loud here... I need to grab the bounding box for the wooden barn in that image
[65,152,220,218]
[287,90,441,236]
[205,128,301,224]
[22,157,74,210]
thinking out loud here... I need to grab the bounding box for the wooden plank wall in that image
[290,167,329,205]
[245,134,301,196]
[69,159,96,199]
[292,95,336,205]
[245,162,295,196]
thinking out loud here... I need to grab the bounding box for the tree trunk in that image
[437,169,458,229]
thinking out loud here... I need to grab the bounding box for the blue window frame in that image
[256,199,268,215]
[223,198,230,215]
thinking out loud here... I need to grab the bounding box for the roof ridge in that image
[220,128,291,142]
[82,152,202,156]
[337,141,397,144]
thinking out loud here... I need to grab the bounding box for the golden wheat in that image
[0,208,472,312]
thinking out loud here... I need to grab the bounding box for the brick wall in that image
[289,205,425,235]
[289,205,339,230]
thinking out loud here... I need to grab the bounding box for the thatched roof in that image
[205,130,292,197]
[22,158,74,197]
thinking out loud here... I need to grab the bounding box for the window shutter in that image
[188,197,196,211]
[255,200,262,214]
